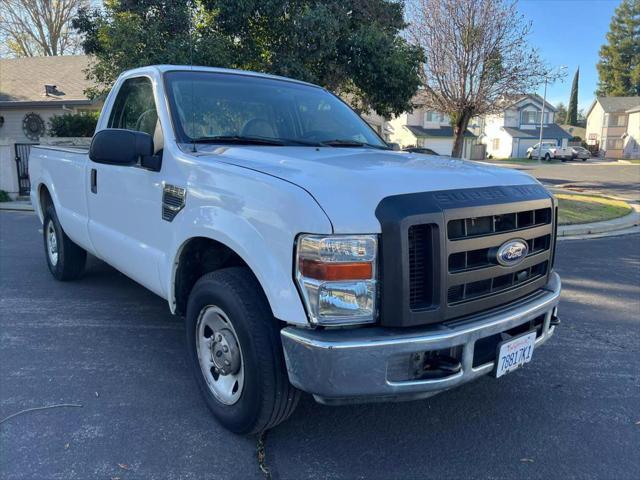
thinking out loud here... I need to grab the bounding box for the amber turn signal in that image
[299,259,373,281]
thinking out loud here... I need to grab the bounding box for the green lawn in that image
[556,194,632,225]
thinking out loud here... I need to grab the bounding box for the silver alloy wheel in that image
[46,220,58,266]
[195,305,244,405]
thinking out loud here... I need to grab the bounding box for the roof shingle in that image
[405,125,476,138]
[596,96,640,113]
[0,55,94,105]
[503,124,573,139]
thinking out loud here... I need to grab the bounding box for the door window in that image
[108,77,158,136]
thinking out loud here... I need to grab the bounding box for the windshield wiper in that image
[191,135,286,146]
[320,139,391,150]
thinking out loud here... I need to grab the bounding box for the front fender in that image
[163,177,333,325]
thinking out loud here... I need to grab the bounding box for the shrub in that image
[0,190,11,202]
[48,111,99,137]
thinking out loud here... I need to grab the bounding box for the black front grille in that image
[377,184,555,328]
[408,224,434,309]
[447,208,551,240]
[448,260,548,304]
[448,234,551,273]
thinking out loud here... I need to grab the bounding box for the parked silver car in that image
[571,146,591,161]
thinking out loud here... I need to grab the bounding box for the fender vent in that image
[162,184,186,222]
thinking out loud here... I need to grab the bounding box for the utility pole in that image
[537,77,547,163]
[537,65,567,163]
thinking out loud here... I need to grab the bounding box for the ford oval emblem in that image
[496,239,529,267]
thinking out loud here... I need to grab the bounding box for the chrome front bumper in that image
[281,272,561,405]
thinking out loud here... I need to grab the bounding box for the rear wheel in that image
[186,267,300,434]
[43,205,86,280]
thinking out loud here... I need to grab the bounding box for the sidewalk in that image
[0,200,33,212]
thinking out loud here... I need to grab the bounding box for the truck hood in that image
[196,146,540,233]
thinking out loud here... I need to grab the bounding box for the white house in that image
[585,96,640,159]
[0,55,102,198]
[480,94,572,159]
[623,105,640,159]
[385,108,477,158]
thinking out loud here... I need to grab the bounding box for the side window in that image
[108,77,158,136]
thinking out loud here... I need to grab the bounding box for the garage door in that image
[517,139,538,158]
[423,138,454,156]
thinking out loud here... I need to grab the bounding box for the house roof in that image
[586,96,640,117]
[509,94,557,112]
[503,124,573,140]
[0,55,95,107]
[626,105,640,114]
[406,125,476,138]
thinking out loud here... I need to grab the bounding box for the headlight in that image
[294,234,378,326]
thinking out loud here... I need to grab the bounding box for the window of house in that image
[521,111,540,124]
[606,138,624,150]
[425,111,445,123]
[608,114,627,127]
[492,138,500,150]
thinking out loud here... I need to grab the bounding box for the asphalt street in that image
[489,161,640,201]
[1,211,639,480]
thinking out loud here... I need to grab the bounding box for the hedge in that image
[48,111,100,137]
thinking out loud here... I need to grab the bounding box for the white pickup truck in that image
[526,142,573,161]
[30,66,561,434]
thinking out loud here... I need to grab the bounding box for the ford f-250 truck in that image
[30,66,561,434]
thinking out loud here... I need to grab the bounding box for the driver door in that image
[87,76,168,295]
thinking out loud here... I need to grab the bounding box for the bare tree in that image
[407,0,549,158]
[0,0,86,57]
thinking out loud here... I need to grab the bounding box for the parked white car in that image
[29,65,561,434]
[526,142,573,161]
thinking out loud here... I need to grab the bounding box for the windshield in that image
[164,71,387,148]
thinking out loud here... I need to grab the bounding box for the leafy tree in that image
[73,0,422,117]
[555,102,568,124]
[0,0,86,57]
[596,0,640,96]
[566,68,579,126]
[407,0,547,158]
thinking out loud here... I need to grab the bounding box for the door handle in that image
[90,168,97,194]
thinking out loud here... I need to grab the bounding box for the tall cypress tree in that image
[596,0,640,96]
[567,68,579,126]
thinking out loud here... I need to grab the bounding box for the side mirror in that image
[387,142,401,151]
[89,129,154,166]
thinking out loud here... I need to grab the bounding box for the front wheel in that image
[43,205,86,280]
[185,267,300,434]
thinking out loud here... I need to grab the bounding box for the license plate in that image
[495,331,536,378]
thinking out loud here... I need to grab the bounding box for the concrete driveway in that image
[1,211,639,479]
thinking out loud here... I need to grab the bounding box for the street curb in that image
[557,200,640,237]
[0,201,34,212]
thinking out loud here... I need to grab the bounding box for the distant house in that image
[385,107,477,158]
[0,55,101,198]
[623,105,640,159]
[585,96,640,159]
[480,94,572,159]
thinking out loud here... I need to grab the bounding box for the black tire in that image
[185,267,300,434]
[43,205,86,281]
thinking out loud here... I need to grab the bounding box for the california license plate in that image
[495,331,536,378]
